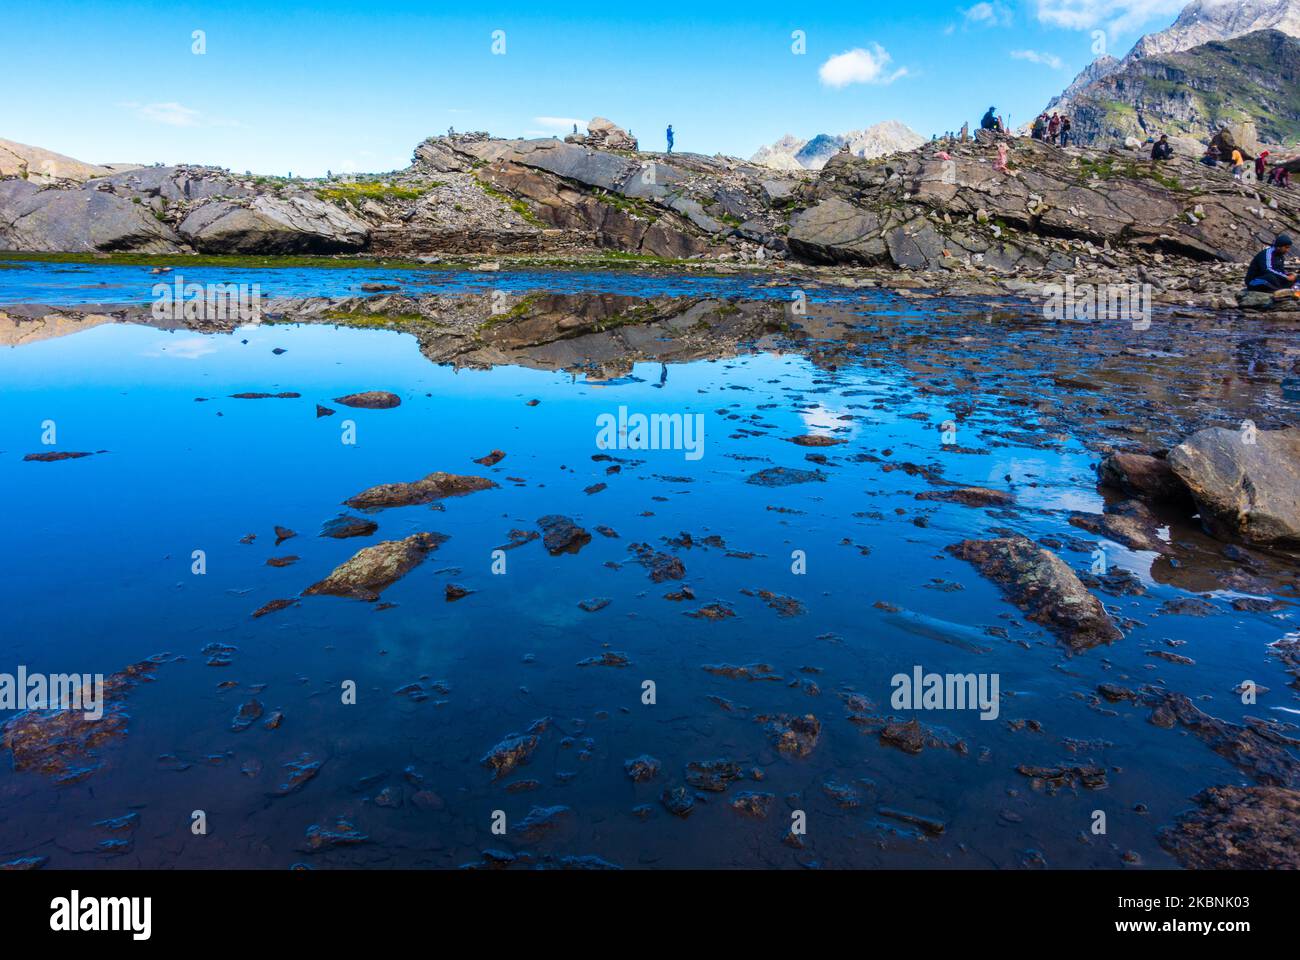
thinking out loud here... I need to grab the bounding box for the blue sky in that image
[1,0,1189,175]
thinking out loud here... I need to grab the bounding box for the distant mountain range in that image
[750,121,926,170]
[1043,0,1300,145]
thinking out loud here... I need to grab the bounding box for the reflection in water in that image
[0,271,1298,869]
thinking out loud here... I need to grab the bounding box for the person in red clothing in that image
[1256,150,1270,181]
[1046,113,1060,145]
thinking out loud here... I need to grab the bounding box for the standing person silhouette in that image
[666,125,674,154]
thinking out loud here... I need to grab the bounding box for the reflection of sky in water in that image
[0,261,875,306]
[1,313,1296,869]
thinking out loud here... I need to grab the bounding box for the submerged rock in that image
[624,754,661,782]
[661,785,696,817]
[746,466,827,487]
[1160,786,1300,869]
[23,451,94,462]
[481,733,540,780]
[628,542,685,581]
[320,515,379,539]
[685,759,746,792]
[537,515,591,555]
[731,791,775,818]
[304,817,369,851]
[334,391,401,409]
[251,598,298,618]
[946,536,1121,650]
[269,753,323,796]
[1,657,165,784]
[757,713,821,758]
[344,472,495,509]
[915,486,1013,508]
[303,532,447,601]
[1168,427,1300,546]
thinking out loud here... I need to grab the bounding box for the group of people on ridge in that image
[1030,111,1071,147]
[1198,140,1291,186]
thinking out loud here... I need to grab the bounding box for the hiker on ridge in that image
[1059,116,1072,148]
[666,125,674,154]
[1151,135,1174,161]
[981,107,1000,133]
[1047,113,1060,145]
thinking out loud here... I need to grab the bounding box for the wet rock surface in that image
[947,537,1122,651]
[344,472,495,509]
[303,532,447,601]
[1160,786,1300,869]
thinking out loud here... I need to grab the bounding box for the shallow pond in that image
[1,264,1297,868]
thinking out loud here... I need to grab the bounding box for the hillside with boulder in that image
[3,118,1299,293]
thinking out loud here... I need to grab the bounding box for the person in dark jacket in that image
[1245,234,1297,291]
[1151,135,1174,161]
[1059,116,1072,147]
[1200,143,1219,167]
[981,107,1000,132]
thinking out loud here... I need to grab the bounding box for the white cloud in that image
[962,2,1013,27]
[1034,0,1184,35]
[119,101,203,127]
[818,45,908,88]
[1011,48,1065,69]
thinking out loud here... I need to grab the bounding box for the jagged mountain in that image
[1043,0,1300,143]
[1066,30,1300,146]
[1130,0,1300,59]
[1047,55,1121,112]
[751,121,925,170]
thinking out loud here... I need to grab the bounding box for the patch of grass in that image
[317,181,439,204]
[481,292,543,329]
[318,309,427,328]
[474,179,545,227]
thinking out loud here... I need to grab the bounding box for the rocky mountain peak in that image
[1130,0,1300,60]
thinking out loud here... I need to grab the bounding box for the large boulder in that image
[0,137,112,183]
[787,199,886,264]
[178,195,369,253]
[1210,122,1259,162]
[1168,426,1300,545]
[0,180,183,253]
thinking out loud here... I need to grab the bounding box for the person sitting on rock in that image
[1200,143,1219,167]
[1031,114,1046,141]
[1269,164,1291,188]
[1151,135,1174,161]
[1245,234,1298,292]
[981,107,1000,133]
[666,125,674,154]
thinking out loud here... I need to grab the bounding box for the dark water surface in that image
[1,263,1297,869]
